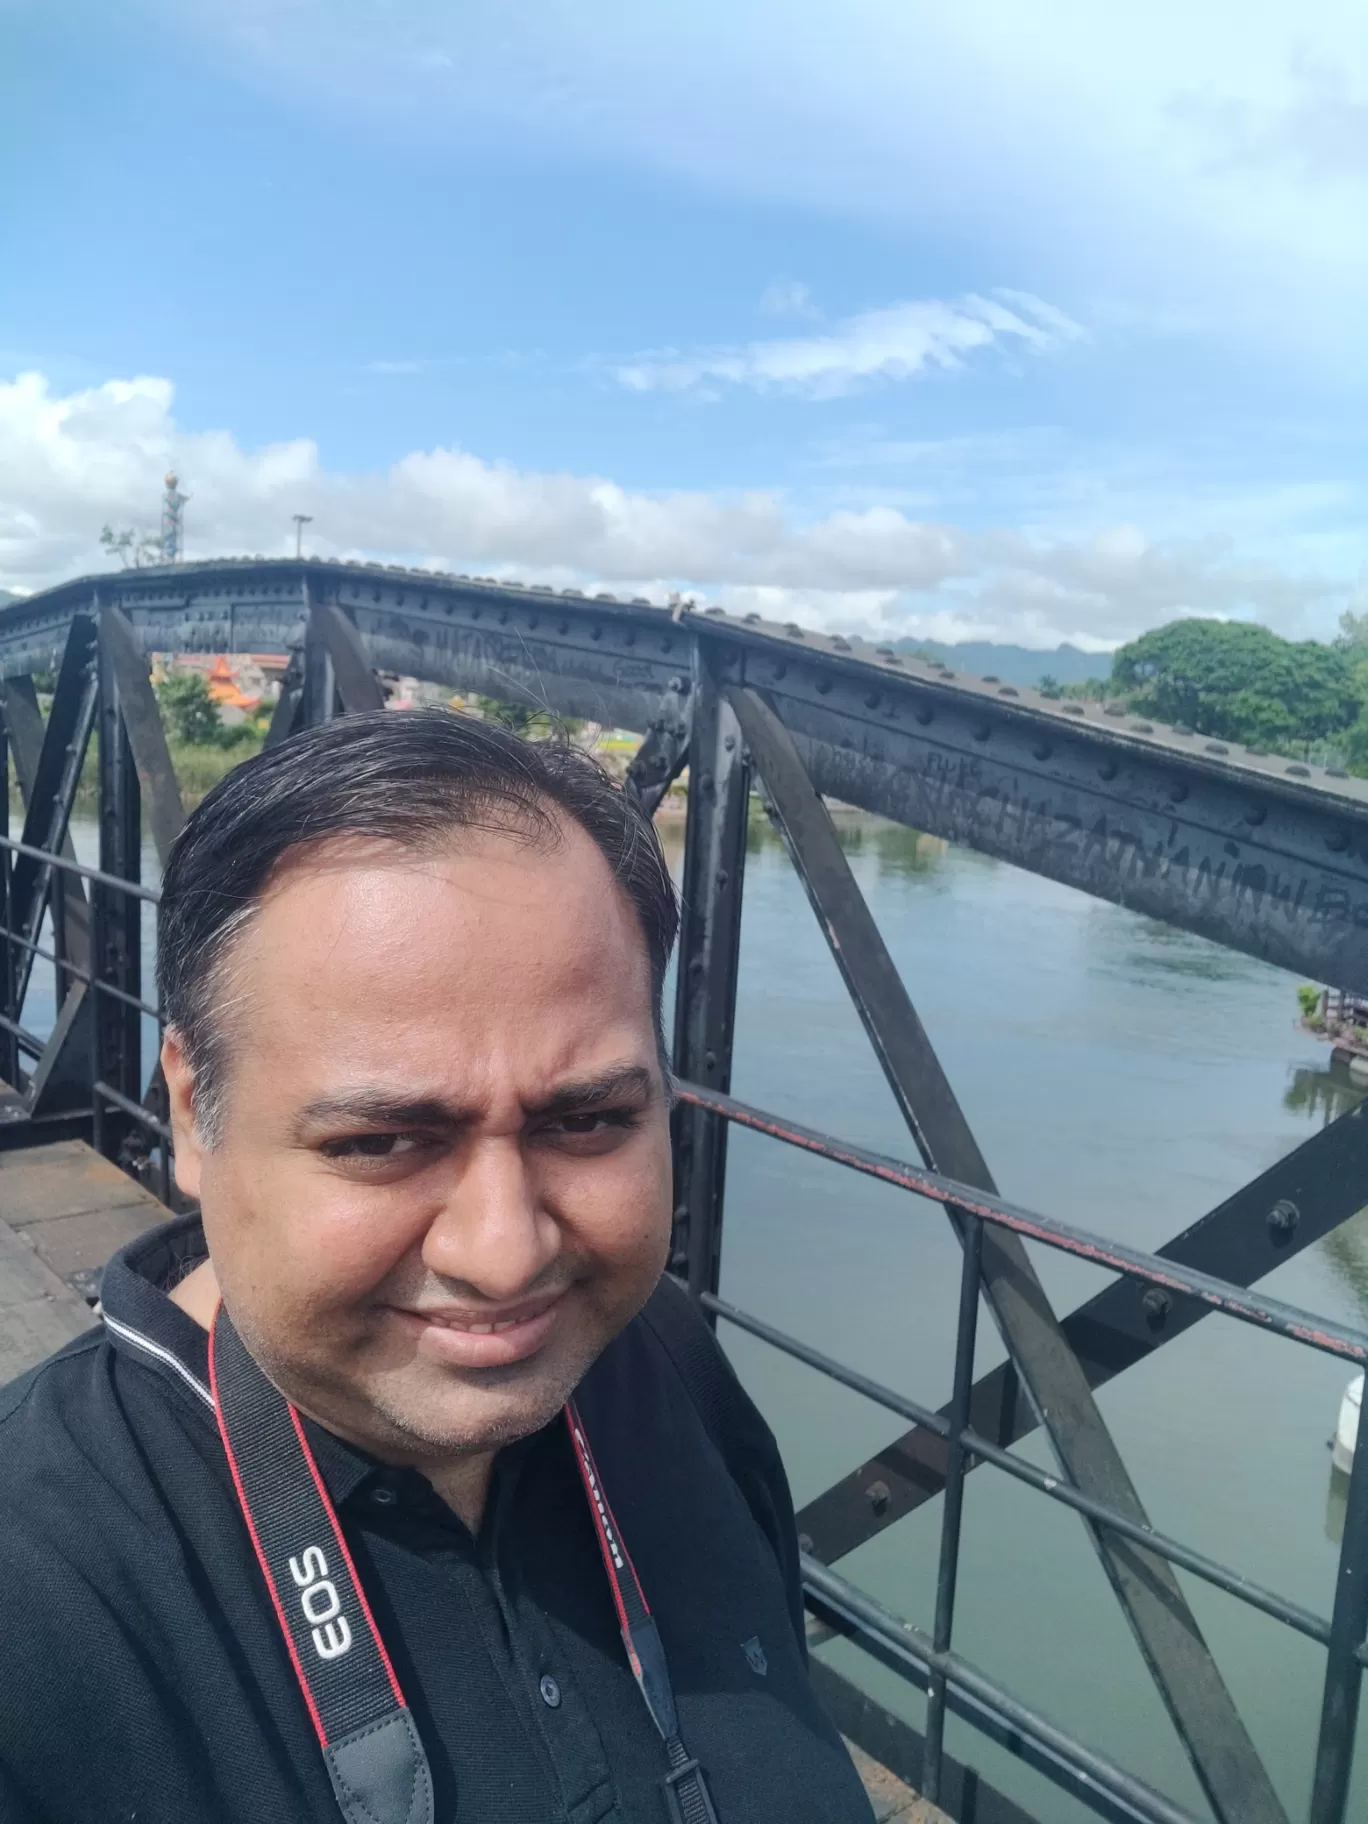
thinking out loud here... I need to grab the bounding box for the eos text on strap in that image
[209,1302,721,1824]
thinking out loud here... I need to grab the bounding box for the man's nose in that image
[420,1138,560,1301]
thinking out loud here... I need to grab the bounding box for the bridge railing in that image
[5,583,1368,1824]
[675,1080,1368,1824]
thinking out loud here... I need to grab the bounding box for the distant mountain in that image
[0,592,19,611]
[890,639,1109,687]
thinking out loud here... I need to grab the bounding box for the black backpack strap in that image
[640,1276,807,1659]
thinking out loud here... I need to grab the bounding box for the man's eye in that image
[547,1109,640,1138]
[322,1133,423,1160]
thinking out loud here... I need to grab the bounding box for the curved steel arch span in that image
[5,556,1368,987]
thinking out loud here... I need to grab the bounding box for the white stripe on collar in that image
[102,1312,215,1411]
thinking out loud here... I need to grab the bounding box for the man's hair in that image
[156,707,679,1145]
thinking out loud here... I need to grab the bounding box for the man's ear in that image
[160,1030,205,1201]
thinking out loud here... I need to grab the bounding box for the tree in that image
[155,671,225,745]
[100,524,164,569]
[1109,619,1359,753]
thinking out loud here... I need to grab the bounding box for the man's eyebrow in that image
[290,1065,657,1137]
[524,1064,657,1120]
[290,1093,462,1138]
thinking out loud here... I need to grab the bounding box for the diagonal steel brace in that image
[729,684,1288,1824]
[799,1096,1368,1562]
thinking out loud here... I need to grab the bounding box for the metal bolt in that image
[798,1533,815,1555]
[1141,1287,1170,1326]
[865,1480,891,1516]
[1269,1199,1300,1239]
[705,1050,717,1071]
[723,733,736,752]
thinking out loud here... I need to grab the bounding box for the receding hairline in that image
[170,800,659,1073]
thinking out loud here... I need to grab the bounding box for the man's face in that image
[163,818,672,1464]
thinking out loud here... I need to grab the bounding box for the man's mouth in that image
[409,1293,563,1335]
[388,1291,568,1367]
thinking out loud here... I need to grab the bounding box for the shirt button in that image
[538,1674,562,1709]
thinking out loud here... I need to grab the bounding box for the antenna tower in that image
[161,471,188,562]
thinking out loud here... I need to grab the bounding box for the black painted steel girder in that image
[669,641,751,1300]
[730,685,1288,1824]
[798,1096,1368,1561]
[92,615,143,1164]
[7,562,1368,985]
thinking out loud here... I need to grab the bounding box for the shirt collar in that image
[97,1215,389,1508]
[97,1212,545,1522]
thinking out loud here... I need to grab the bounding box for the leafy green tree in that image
[155,671,226,745]
[1062,676,1109,701]
[100,524,164,569]
[1037,673,1062,699]
[475,695,541,736]
[1110,619,1359,752]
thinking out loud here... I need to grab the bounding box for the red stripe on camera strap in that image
[209,1304,433,1824]
[210,1300,717,1824]
[566,1399,721,1824]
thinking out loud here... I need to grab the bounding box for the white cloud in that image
[616,292,1082,397]
[0,369,1356,650]
[1169,55,1368,180]
[758,279,820,319]
[167,0,1368,374]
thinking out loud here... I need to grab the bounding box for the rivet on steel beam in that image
[716,870,729,888]
[1098,759,1118,781]
[914,705,934,726]
[817,679,833,696]
[705,1050,717,1071]
[669,674,686,692]
[771,662,787,681]
[1167,781,1189,803]
[1032,740,1052,762]
[1243,804,1268,827]
[798,1533,815,1554]
[865,690,880,709]
[1326,832,1350,853]
[723,733,736,752]
[1269,1199,1300,1239]
[865,1480,891,1515]
[689,957,705,977]
[972,722,990,742]
[1142,1287,1170,1327]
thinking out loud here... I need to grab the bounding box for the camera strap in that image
[209,1302,719,1824]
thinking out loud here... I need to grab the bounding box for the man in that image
[0,709,874,1824]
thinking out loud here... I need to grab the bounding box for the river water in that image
[36,814,1368,1822]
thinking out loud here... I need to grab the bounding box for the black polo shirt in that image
[0,1215,873,1824]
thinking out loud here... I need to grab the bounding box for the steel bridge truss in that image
[5,565,1368,1824]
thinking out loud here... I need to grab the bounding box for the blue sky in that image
[3,0,1367,647]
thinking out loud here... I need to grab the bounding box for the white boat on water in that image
[1333,1372,1362,1474]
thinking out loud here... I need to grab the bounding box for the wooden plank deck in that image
[0,1137,171,1381]
[0,1135,948,1822]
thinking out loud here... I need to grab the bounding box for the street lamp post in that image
[292,514,313,559]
